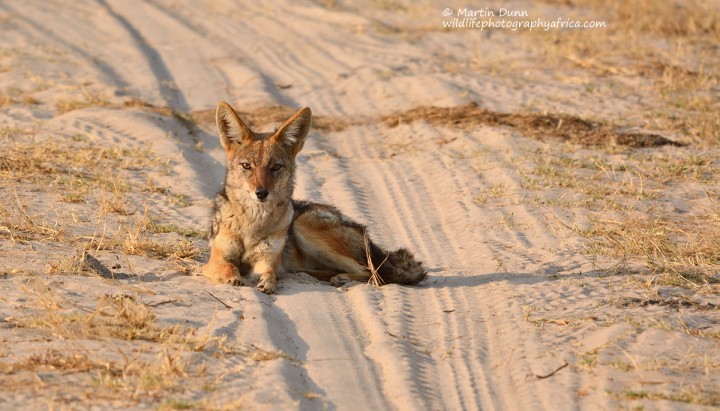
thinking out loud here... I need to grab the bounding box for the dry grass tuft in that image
[124,99,176,117]
[0,349,114,375]
[364,230,387,287]
[0,137,161,191]
[383,102,684,148]
[8,293,159,342]
[526,143,720,293]
[248,345,300,364]
[189,105,361,133]
[19,277,65,309]
[1,285,245,407]
[0,93,14,108]
[145,219,207,239]
[121,223,201,260]
[56,86,112,113]
[580,212,720,287]
[8,290,231,354]
[614,386,720,407]
[0,131,204,276]
[474,183,507,205]
[127,100,698,149]
[186,101,687,148]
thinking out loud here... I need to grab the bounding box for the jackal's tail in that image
[371,245,427,285]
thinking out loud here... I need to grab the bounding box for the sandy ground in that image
[1,1,719,410]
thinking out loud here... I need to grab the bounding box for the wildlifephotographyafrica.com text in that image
[441,7,606,31]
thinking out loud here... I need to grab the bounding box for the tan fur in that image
[202,228,240,284]
[202,102,426,294]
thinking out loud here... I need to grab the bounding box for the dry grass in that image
[615,387,720,407]
[532,0,720,144]
[579,212,720,287]
[248,345,299,364]
[146,220,207,239]
[188,104,360,133]
[121,226,201,260]
[1,200,203,277]
[121,93,711,151]
[3,283,298,406]
[125,99,359,134]
[520,142,720,291]
[7,293,177,343]
[0,349,109,375]
[522,153,657,210]
[1,199,201,261]
[474,183,507,205]
[157,398,246,411]
[55,86,112,114]
[519,146,720,206]
[8,280,286,359]
[0,199,65,245]
[0,93,14,108]
[364,229,387,287]
[383,102,684,148]
[1,286,247,406]
[174,100,690,149]
[0,130,205,278]
[0,136,162,194]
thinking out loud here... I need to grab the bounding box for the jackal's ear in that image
[216,101,253,150]
[272,107,311,157]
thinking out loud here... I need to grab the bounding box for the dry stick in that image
[364,230,388,287]
[144,299,179,307]
[534,361,569,379]
[205,291,233,309]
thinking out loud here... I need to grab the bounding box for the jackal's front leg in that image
[253,260,276,294]
[202,231,242,285]
[252,234,286,294]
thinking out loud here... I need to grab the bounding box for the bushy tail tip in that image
[379,248,427,285]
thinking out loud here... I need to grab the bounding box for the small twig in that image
[535,361,568,379]
[144,299,179,307]
[385,331,423,347]
[205,291,233,309]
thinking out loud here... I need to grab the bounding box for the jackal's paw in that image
[202,262,240,285]
[330,274,353,287]
[256,275,276,294]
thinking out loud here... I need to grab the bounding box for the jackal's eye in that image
[271,164,283,172]
[241,162,251,170]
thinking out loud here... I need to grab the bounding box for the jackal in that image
[202,102,426,294]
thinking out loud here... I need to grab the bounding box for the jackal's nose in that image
[255,188,269,200]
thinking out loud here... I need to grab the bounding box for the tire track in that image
[345,287,426,411]
[434,286,497,410]
[426,288,470,410]
[476,285,559,410]
[93,0,229,199]
[1,1,133,92]
[97,0,188,111]
[274,288,388,410]
[380,286,442,409]
[347,122,555,409]
[329,121,529,410]
[330,125,449,264]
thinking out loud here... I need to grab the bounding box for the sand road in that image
[1,1,718,410]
